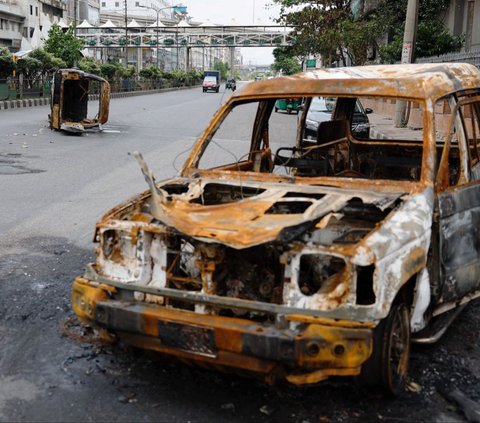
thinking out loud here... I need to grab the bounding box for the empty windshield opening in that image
[194,96,425,182]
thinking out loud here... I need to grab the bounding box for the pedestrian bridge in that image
[74,24,295,49]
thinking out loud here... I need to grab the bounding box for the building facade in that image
[445,0,480,52]
[0,0,66,51]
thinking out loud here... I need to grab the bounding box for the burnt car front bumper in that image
[72,276,373,385]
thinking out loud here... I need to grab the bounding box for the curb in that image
[0,85,199,111]
[0,97,50,110]
[369,128,388,140]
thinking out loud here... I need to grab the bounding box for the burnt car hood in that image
[107,178,404,250]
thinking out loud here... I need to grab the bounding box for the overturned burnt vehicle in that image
[72,64,480,394]
[49,69,110,133]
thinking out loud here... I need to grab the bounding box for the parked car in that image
[72,63,480,395]
[305,96,372,139]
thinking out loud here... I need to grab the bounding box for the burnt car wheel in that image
[359,302,411,395]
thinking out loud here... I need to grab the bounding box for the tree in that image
[274,0,464,66]
[44,24,84,67]
[377,3,463,63]
[213,61,229,80]
[271,47,301,75]
[139,65,162,79]
[29,48,66,77]
[273,0,356,66]
[16,56,42,82]
[78,56,102,75]
[0,48,15,79]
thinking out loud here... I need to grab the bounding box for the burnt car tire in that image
[359,302,411,395]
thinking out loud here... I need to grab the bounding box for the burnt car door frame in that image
[435,92,480,306]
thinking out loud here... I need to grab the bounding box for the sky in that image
[180,0,282,65]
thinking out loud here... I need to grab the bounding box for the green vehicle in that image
[274,97,302,114]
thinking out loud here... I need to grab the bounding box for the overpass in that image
[75,24,295,49]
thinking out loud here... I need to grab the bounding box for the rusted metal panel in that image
[233,63,480,101]
[438,183,480,301]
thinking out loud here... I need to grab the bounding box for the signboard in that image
[173,6,187,14]
[401,42,412,64]
[306,59,316,69]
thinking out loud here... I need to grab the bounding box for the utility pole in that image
[73,0,78,38]
[124,0,128,66]
[394,0,419,127]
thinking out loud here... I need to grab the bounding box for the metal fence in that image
[416,49,480,67]
[0,77,50,101]
[0,76,202,101]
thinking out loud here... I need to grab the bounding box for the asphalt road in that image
[1,86,479,422]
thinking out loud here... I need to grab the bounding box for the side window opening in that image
[435,94,480,190]
[462,101,480,179]
[297,96,424,180]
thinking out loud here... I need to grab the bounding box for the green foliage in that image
[340,17,381,65]
[271,47,301,75]
[187,69,203,81]
[139,65,162,79]
[379,21,464,63]
[99,63,119,79]
[118,65,136,78]
[0,48,15,78]
[78,57,102,75]
[171,69,187,82]
[370,0,462,62]
[274,0,355,65]
[16,56,42,80]
[44,24,84,67]
[378,34,403,64]
[213,61,229,80]
[274,0,464,66]
[29,48,66,75]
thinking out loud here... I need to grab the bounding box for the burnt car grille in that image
[161,236,283,320]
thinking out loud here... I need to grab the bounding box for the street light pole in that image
[73,0,78,38]
[176,21,179,70]
[139,4,180,69]
[124,0,128,66]
[155,8,160,68]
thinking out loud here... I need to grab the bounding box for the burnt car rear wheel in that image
[359,302,410,395]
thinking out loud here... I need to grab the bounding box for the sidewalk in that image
[0,85,199,111]
[368,112,424,141]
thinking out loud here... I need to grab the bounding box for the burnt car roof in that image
[233,63,480,101]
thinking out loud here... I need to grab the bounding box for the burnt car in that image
[72,64,480,394]
[305,96,372,139]
[50,69,110,133]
